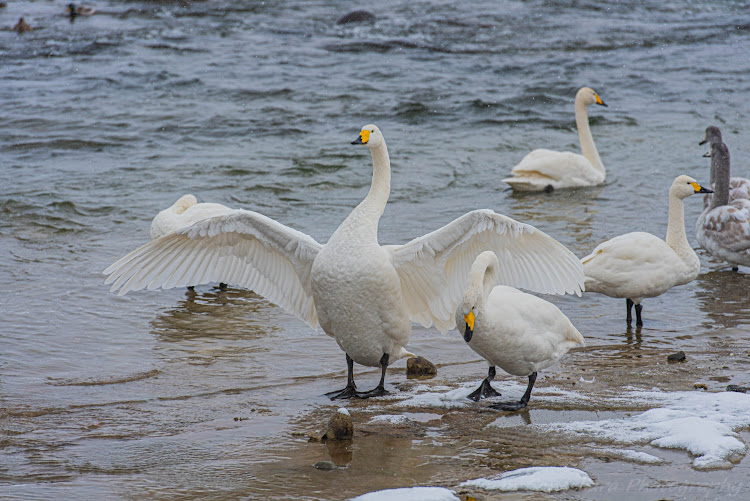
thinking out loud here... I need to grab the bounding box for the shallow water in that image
[2,0,750,499]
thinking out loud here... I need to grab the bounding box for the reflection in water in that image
[325,440,353,467]
[505,186,604,251]
[695,270,750,330]
[624,325,643,346]
[150,287,280,342]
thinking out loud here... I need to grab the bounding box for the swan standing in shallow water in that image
[582,175,712,327]
[696,142,750,271]
[699,126,750,210]
[104,125,584,399]
[151,194,233,289]
[503,87,607,192]
[456,251,584,411]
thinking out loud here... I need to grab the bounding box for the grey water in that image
[2,0,750,499]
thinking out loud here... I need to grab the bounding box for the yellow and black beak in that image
[595,94,608,107]
[690,182,713,194]
[463,310,475,343]
[351,129,370,145]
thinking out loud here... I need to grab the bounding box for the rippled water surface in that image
[3,0,750,499]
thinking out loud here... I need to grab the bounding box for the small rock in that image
[336,10,376,25]
[667,351,686,362]
[406,356,437,378]
[694,382,708,390]
[727,385,750,394]
[313,460,336,470]
[323,409,353,441]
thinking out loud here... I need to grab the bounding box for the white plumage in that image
[105,124,584,398]
[696,141,750,270]
[582,175,712,326]
[150,194,232,239]
[455,251,584,410]
[503,87,608,192]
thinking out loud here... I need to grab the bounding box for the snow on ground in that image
[538,390,750,469]
[604,448,665,464]
[369,414,409,424]
[349,486,459,501]
[460,466,594,492]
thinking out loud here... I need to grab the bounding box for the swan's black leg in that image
[626,298,634,325]
[357,353,390,399]
[467,366,502,401]
[219,282,228,290]
[489,372,537,411]
[326,354,358,400]
[732,266,739,272]
[635,303,643,327]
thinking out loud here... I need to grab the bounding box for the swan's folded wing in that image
[387,209,585,333]
[104,209,323,328]
[702,205,750,252]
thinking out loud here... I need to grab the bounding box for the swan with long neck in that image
[699,126,750,210]
[503,87,607,192]
[104,125,585,399]
[456,251,584,411]
[696,142,750,271]
[582,175,712,326]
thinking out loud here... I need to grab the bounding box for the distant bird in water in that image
[12,17,32,33]
[67,3,96,19]
[150,194,233,291]
[336,10,376,25]
[0,2,9,9]
[582,175,712,327]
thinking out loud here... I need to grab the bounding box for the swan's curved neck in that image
[575,100,604,174]
[466,254,499,308]
[338,141,391,242]
[360,142,391,217]
[665,192,692,262]
[709,153,730,210]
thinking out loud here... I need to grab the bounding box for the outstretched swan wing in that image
[387,209,585,333]
[104,209,323,328]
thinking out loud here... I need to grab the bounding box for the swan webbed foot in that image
[634,303,643,327]
[489,372,536,412]
[355,353,390,399]
[326,384,359,400]
[489,400,528,412]
[326,354,358,400]
[356,385,390,399]
[467,366,501,401]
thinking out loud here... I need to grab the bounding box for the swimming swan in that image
[502,87,607,192]
[151,194,233,289]
[696,142,750,271]
[699,126,750,210]
[582,175,712,326]
[456,251,584,411]
[104,125,585,399]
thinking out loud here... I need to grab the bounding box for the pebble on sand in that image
[406,356,437,378]
[323,408,353,441]
[667,351,686,362]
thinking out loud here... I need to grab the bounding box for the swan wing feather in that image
[104,209,323,328]
[387,209,584,333]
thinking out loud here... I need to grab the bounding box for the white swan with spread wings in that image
[104,125,584,399]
